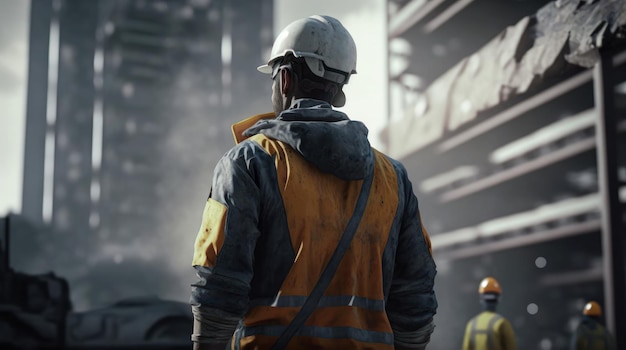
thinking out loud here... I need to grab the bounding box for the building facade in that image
[386,0,626,349]
[22,0,273,309]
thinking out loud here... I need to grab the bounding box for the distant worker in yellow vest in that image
[570,301,616,350]
[462,277,516,350]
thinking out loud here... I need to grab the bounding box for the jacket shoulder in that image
[224,136,270,158]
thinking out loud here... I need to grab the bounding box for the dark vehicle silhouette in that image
[1,215,192,350]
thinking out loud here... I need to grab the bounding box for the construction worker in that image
[190,15,437,350]
[462,277,516,350]
[570,301,616,350]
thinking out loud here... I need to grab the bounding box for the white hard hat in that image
[258,15,357,85]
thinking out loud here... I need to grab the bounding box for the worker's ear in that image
[280,68,292,95]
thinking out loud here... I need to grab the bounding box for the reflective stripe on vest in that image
[241,325,394,345]
[469,313,502,350]
[249,295,385,311]
[245,295,391,345]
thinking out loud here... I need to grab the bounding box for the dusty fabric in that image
[191,98,437,349]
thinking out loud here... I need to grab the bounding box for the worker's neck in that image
[481,300,498,312]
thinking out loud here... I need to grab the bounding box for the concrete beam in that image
[388,0,626,158]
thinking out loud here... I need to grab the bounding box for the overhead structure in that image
[386,0,626,348]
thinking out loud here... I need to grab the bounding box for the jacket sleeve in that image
[386,166,438,348]
[499,318,517,350]
[190,145,261,343]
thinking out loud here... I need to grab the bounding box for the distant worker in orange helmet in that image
[462,277,517,350]
[569,301,616,350]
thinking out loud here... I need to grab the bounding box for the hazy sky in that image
[0,0,386,216]
[0,0,29,216]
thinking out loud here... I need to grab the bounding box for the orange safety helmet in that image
[478,277,502,295]
[583,301,602,317]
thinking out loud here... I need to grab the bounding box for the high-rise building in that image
[23,0,97,236]
[22,0,274,308]
[96,0,274,246]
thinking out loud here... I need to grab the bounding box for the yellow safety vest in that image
[573,321,615,350]
[462,311,516,350]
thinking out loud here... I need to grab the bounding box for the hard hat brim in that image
[481,293,499,301]
[257,64,272,74]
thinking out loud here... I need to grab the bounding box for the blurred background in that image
[0,0,625,349]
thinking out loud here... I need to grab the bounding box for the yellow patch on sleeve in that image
[192,198,228,267]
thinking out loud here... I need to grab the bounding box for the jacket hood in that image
[242,99,373,180]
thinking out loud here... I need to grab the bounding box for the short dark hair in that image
[281,56,342,104]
